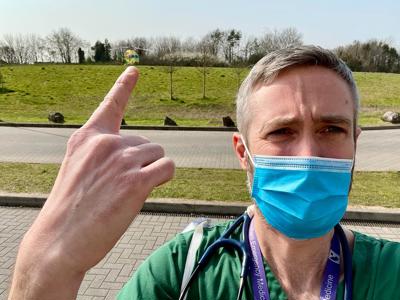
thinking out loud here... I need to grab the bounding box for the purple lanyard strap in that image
[248,219,341,300]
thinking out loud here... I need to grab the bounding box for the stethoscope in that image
[178,212,353,300]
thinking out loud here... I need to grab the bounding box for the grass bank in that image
[1,65,400,126]
[0,162,398,208]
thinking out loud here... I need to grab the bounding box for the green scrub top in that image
[117,221,400,300]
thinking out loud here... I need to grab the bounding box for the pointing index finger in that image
[85,67,139,133]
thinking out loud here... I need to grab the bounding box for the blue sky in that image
[1,0,399,49]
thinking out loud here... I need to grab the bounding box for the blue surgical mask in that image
[242,139,353,240]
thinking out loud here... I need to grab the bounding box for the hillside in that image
[1,64,399,126]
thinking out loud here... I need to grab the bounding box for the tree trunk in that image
[202,65,206,99]
[169,66,173,100]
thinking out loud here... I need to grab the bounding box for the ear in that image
[349,126,362,194]
[355,126,362,141]
[354,126,362,151]
[233,132,248,170]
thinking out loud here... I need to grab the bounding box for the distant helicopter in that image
[119,46,149,65]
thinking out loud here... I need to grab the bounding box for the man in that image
[117,46,400,299]
[8,46,400,300]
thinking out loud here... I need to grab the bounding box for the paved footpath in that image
[0,127,399,170]
[1,207,399,300]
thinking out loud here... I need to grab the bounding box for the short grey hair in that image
[236,45,360,139]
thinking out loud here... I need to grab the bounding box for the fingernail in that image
[125,66,138,74]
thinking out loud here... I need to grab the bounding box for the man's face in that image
[234,65,361,167]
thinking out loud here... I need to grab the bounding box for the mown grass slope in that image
[1,64,399,126]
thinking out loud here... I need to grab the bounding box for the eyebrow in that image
[258,114,352,134]
[258,116,301,134]
[317,115,352,126]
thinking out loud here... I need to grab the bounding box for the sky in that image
[0,0,399,49]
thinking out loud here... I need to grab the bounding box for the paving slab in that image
[0,207,399,300]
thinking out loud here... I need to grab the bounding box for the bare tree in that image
[240,35,261,62]
[0,44,16,64]
[195,39,218,99]
[26,34,45,63]
[13,35,29,63]
[153,36,181,57]
[47,28,83,63]
[0,34,18,63]
[201,29,224,59]
[260,27,303,53]
[231,57,248,91]
[0,34,47,64]
[161,53,181,100]
[279,27,303,48]
[181,37,198,53]
[124,37,152,57]
[154,37,183,98]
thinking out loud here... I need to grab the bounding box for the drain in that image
[139,212,400,227]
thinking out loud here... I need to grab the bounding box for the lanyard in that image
[248,219,341,300]
[248,219,270,300]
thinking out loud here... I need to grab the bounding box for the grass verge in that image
[0,163,399,208]
[1,65,400,126]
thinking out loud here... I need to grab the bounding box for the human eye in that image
[270,128,292,135]
[266,127,294,141]
[320,125,347,135]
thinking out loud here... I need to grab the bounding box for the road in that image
[0,126,399,170]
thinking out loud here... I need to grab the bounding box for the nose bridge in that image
[297,131,320,157]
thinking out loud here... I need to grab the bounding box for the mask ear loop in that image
[348,153,356,194]
[241,136,258,217]
[241,135,257,200]
[240,135,256,168]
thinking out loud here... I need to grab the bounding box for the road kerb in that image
[0,122,400,131]
[0,193,399,223]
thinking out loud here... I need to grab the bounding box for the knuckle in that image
[123,143,165,159]
[66,129,89,153]
[116,79,130,87]
[137,135,151,144]
[149,143,165,158]
[89,134,121,151]
[122,147,140,159]
[122,134,150,146]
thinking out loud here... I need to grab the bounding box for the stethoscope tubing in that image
[179,214,352,300]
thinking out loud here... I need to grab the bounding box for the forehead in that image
[248,65,355,127]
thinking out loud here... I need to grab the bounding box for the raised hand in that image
[8,67,175,300]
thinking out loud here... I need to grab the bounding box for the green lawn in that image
[0,64,400,126]
[354,72,400,125]
[0,64,239,126]
[0,162,398,208]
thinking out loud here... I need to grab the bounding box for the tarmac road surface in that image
[0,126,399,171]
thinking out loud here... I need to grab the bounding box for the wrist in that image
[8,234,85,300]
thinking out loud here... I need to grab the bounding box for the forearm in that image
[8,237,85,300]
[7,67,174,299]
